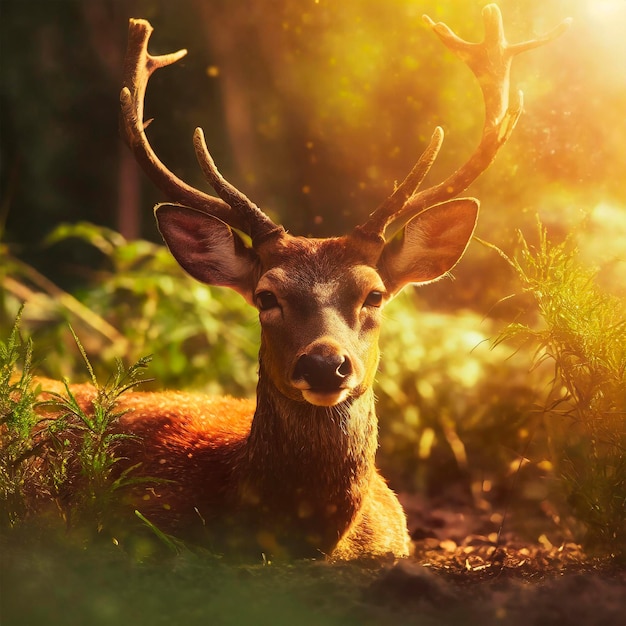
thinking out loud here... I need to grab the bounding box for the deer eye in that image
[364,290,384,308]
[256,291,279,311]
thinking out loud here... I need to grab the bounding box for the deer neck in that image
[236,365,378,555]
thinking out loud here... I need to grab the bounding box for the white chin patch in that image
[302,388,350,407]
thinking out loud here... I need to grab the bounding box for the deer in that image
[39,5,568,561]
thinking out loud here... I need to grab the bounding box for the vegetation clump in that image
[0,311,153,537]
[0,309,42,527]
[37,335,153,531]
[492,222,626,559]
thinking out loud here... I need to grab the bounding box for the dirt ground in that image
[373,494,626,626]
[248,493,626,626]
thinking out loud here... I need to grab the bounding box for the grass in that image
[0,530,378,626]
[0,311,155,539]
[486,220,626,558]
[0,308,41,527]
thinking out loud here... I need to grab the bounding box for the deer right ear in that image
[155,203,259,304]
[379,197,479,293]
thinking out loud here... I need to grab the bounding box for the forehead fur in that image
[256,236,385,317]
[259,234,379,277]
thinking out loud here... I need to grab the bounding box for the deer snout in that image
[291,345,355,406]
[294,353,352,388]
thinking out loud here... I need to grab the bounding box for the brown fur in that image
[37,378,409,560]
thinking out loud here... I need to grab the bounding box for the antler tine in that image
[356,4,570,242]
[193,128,284,244]
[354,127,444,243]
[120,18,281,241]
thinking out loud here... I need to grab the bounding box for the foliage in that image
[0,313,156,539]
[377,299,542,500]
[1,222,259,396]
[492,221,626,558]
[38,330,155,529]
[0,308,41,527]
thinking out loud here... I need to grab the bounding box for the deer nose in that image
[293,353,353,390]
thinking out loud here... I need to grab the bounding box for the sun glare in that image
[586,0,626,20]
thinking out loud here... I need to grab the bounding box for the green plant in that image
[44,222,259,394]
[377,298,542,499]
[1,222,260,394]
[38,329,155,530]
[0,308,42,527]
[0,312,159,541]
[489,221,626,558]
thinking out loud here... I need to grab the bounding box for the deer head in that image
[119,6,569,409]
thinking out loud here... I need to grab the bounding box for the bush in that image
[1,223,259,396]
[493,221,626,558]
[377,294,545,503]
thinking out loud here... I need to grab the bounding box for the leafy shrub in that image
[2,223,259,396]
[493,221,626,558]
[377,294,544,501]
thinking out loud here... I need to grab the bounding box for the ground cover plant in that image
[0,311,155,539]
[0,310,41,528]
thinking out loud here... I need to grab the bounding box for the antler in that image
[355,4,571,242]
[120,18,282,245]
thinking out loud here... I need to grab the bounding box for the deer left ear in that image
[154,203,259,304]
[379,198,479,293]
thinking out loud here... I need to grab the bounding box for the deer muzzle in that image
[291,344,355,407]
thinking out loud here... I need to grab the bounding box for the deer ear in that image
[154,203,258,303]
[379,198,479,293]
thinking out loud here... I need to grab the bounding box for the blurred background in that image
[1,0,625,545]
[2,0,624,281]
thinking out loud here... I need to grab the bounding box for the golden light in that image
[585,0,626,20]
